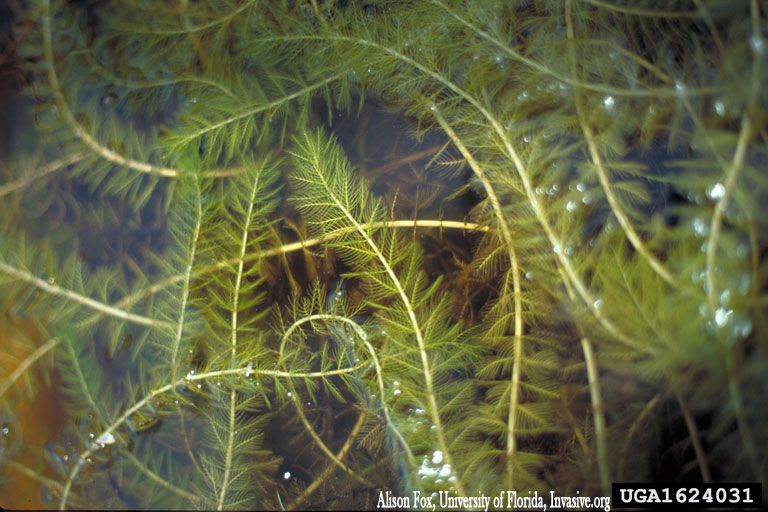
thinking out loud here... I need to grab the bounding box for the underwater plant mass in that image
[0,0,767,509]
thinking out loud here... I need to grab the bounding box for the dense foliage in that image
[0,0,766,509]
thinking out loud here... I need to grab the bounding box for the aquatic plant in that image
[0,0,766,509]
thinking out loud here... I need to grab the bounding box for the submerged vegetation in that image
[0,0,766,508]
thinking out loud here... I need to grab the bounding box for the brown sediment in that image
[0,313,65,509]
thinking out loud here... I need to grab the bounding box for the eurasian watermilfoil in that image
[0,0,765,509]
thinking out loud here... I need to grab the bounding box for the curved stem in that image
[565,0,676,287]
[0,152,86,198]
[40,0,241,179]
[0,261,173,330]
[279,314,414,467]
[431,106,524,489]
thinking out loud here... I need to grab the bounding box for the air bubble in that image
[714,307,732,328]
[739,273,751,296]
[286,392,292,398]
[432,450,444,464]
[603,95,615,111]
[576,182,586,192]
[707,183,725,200]
[525,271,534,280]
[439,464,452,478]
[394,389,401,395]
[552,244,560,254]
[283,471,291,480]
[593,298,604,311]
[100,93,118,108]
[749,35,764,55]
[714,100,725,117]
[1,427,8,435]
[693,218,708,237]
[738,319,753,338]
[566,200,577,212]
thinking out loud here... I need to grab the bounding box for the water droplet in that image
[708,183,725,200]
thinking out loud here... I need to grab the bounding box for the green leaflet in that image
[0,0,766,509]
